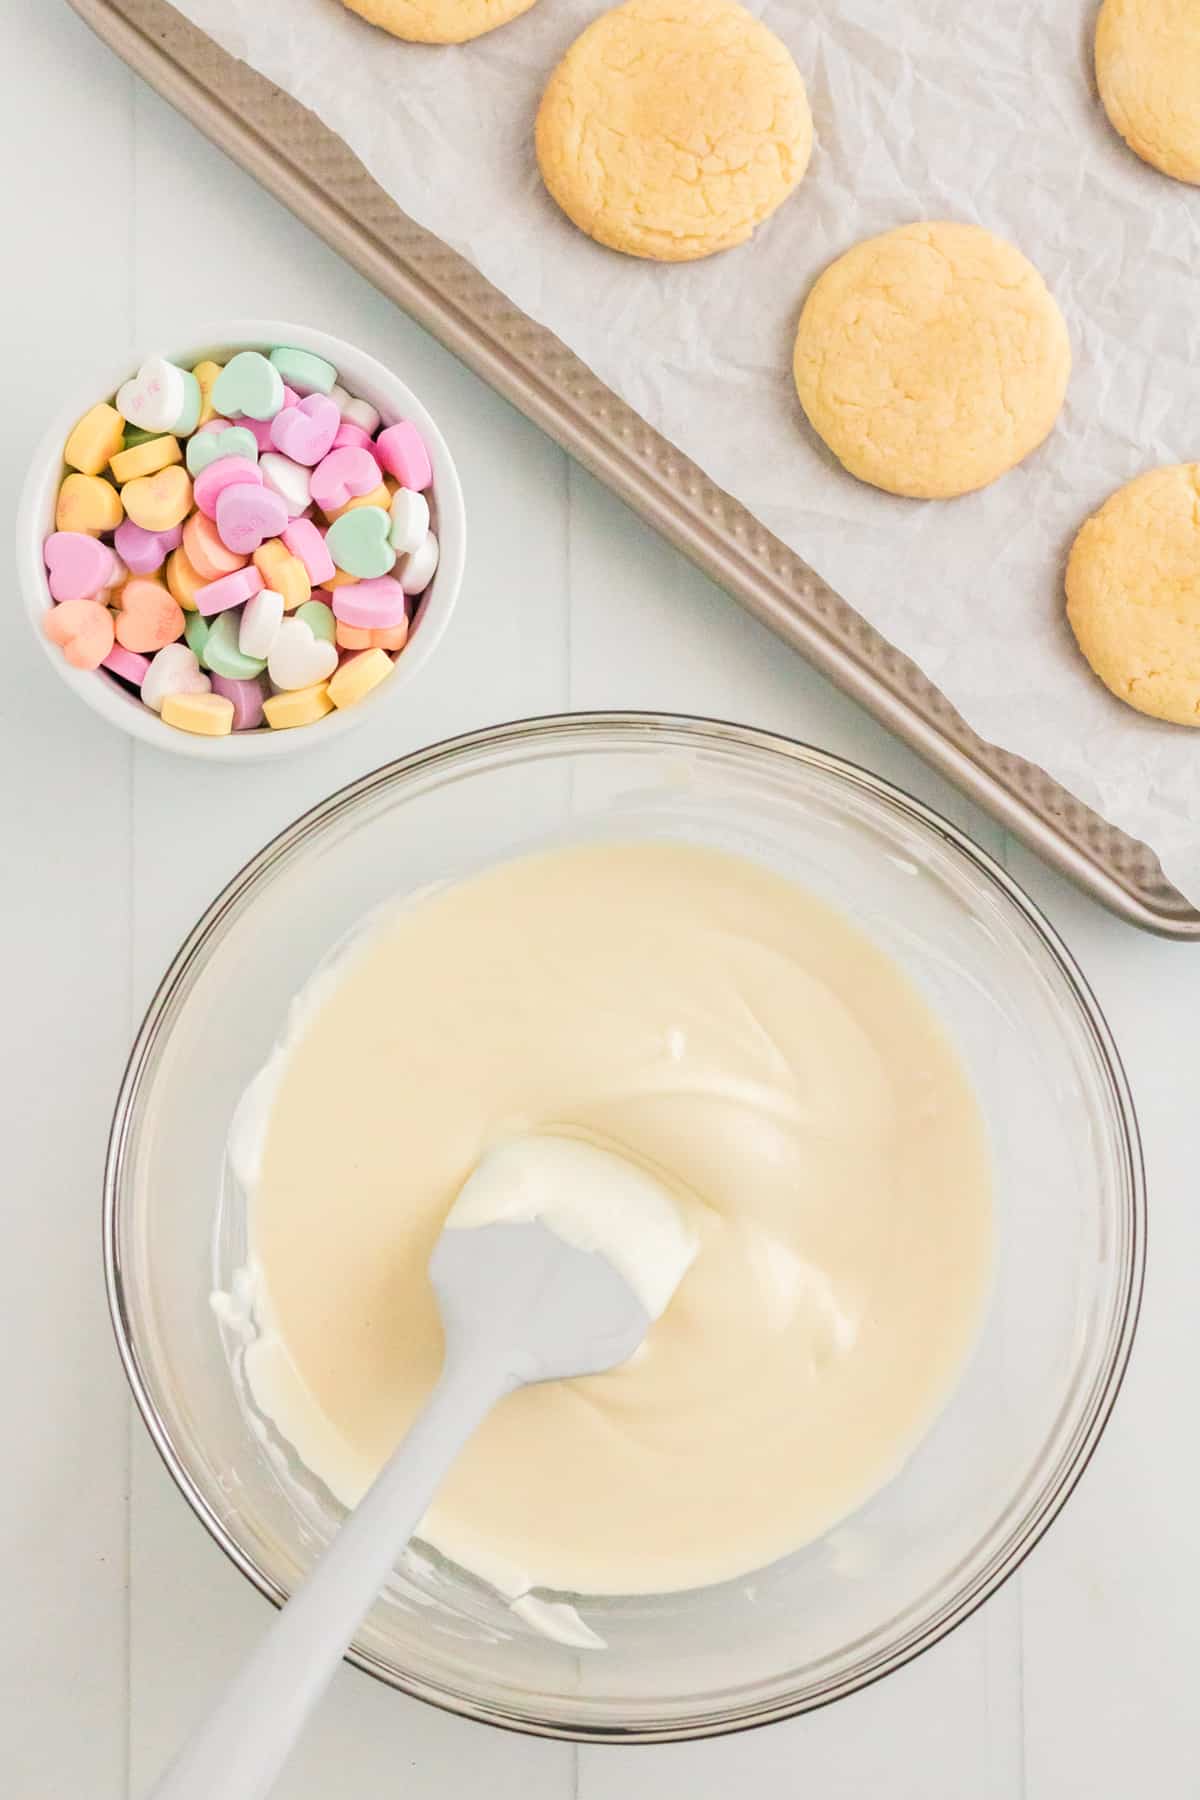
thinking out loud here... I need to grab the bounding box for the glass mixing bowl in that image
[105,714,1144,1742]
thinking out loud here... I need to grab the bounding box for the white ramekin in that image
[18,320,465,761]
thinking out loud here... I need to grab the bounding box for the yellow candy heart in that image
[109,435,182,484]
[328,647,393,710]
[64,403,125,477]
[122,464,192,532]
[324,483,391,524]
[162,691,235,737]
[165,546,205,612]
[253,539,311,611]
[263,681,334,730]
[56,471,123,534]
[192,360,224,428]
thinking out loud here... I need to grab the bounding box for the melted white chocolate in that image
[247,842,992,1596]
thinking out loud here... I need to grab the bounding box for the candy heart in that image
[331,422,378,457]
[121,465,192,532]
[254,540,311,611]
[195,565,264,618]
[187,424,259,477]
[215,483,289,555]
[295,599,336,643]
[183,511,246,582]
[268,346,338,397]
[241,390,299,454]
[375,421,432,491]
[259,452,312,519]
[115,577,186,653]
[114,517,183,576]
[44,531,117,602]
[388,488,430,556]
[335,617,408,652]
[330,573,408,630]
[328,647,393,710]
[172,371,202,436]
[212,350,285,422]
[282,517,335,585]
[102,644,152,687]
[56,472,123,534]
[141,642,211,714]
[267,615,339,691]
[270,393,341,466]
[310,446,380,517]
[239,588,284,660]
[210,672,266,731]
[398,530,439,595]
[43,598,114,669]
[340,395,381,435]
[166,547,206,611]
[203,607,268,681]
[192,360,223,428]
[109,434,182,484]
[193,455,263,520]
[326,505,396,579]
[184,610,210,661]
[162,691,234,737]
[64,402,125,476]
[116,355,188,433]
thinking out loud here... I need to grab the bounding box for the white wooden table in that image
[5,4,1197,1793]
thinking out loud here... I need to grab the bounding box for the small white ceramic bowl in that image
[18,320,465,761]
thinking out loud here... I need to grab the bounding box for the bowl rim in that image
[103,711,1146,1742]
[18,319,465,761]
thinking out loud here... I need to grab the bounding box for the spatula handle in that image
[148,1356,513,1800]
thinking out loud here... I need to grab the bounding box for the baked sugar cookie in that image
[792,222,1071,500]
[1096,0,1200,185]
[535,0,812,262]
[1067,464,1200,726]
[340,0,536,45]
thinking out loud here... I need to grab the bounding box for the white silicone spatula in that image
[149,1136,697,1800]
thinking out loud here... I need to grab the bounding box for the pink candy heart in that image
[270,393,341,466]
[375,422,432,492]
[282,517,337,585]
[44,531,118,602]
[310,446,381,516]
[329,573,408,630]
[193,455,263,520]
[331,421,379,458]
[215,483,290,555]
[114,517,184,576]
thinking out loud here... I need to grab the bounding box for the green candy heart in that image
[171,370,202,436]
[269,345,337,397]
[211,351,284,422]
[295,599,337,643]
[184,612,210,661]
[326,505,396,580]
[186,425,259,477]
[202,608,267,681]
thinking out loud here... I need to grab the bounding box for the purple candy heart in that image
[270,393,341,467]
[215,482,290,555]
[114,516,183,576]
[210,672,266,730]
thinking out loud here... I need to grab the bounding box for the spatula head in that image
[430,1218,654,1386]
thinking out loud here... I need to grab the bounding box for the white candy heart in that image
[141,643,212,714]
[259,452,312,519]
[398,530,439,595]
[327,384,351,413]
[239,588,284,661]
[116,355,187,434]
[267,616,338,691]
[340,395,381,435]
[388,488,430,556]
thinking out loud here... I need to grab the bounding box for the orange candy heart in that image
[43,599,115,669]
[121,464,192,532]
[335,618,408,652]
[114,577,186,653]
[56,472,123,534]
[182,510,245,582]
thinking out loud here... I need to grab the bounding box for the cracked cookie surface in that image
[792,221,1071,501]
[1096,0,1200,185]
[340,0,536,45]
[1067,464,1200,726]
[535,0,812,262]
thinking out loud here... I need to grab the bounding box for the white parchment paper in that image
[176,0,1200,903]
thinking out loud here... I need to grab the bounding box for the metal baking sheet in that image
[66,0,1200,938]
